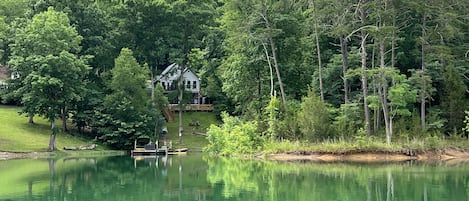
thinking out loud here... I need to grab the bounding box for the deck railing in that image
[169,104,214,112]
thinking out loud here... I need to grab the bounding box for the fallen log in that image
[64,144,97,151]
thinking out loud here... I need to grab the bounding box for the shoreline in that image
[0,150,126,160]
[260,147,469,163]
[0,151,50,160]
[2,148,469,163]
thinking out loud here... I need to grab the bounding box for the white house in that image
[156,63,201,104]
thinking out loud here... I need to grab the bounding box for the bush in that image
[333,103,361,138]
[204,112,264,155]
[263,97,301,141]
[297,90,333,141]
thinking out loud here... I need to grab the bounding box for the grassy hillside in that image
[0,105,94,152]
[165,111,220,151]
[0,105,220,152]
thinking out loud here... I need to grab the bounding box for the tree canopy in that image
[0,0,468,150]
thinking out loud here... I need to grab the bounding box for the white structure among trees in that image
[157,63,201,104]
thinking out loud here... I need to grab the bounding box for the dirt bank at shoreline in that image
[0,151,50,160]
[0,150,125,160]
[3,148,469,163]
[262,148,469,163]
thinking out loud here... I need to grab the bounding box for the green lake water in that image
[1,154,468,201]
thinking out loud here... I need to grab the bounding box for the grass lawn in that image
[0,105,94,152]
[165,111,220,151]
[0,104,220,152]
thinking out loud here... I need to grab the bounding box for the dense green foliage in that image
[205,113,264,155]
[91,48,162,149]
[0,0,467,151]
[8,7,89,150]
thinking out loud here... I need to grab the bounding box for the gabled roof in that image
[160,63,178,76]
[158,63,199,80]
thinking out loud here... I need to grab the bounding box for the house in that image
[156,63,213,112]
[157,63,201,104]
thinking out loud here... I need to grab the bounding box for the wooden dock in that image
[131,140,188,156]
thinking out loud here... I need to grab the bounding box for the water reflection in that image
[1,156,469,201]
[203,157,469,201]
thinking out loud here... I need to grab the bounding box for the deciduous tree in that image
[9,7,88,151]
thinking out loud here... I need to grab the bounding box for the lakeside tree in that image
[298,89,332,140]
[26,0,115,71]
[94,48,155,149]
[8,7,88,151]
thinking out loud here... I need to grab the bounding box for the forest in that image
[0,0,468,153]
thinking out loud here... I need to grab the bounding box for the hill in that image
[165,111,220,151]
[0,105,95,152]
[0,105,220,152]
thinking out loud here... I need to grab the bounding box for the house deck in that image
[169,104,213,112]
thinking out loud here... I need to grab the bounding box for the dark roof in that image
[0,65,8,80]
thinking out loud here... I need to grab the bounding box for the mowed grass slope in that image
[0,105,91,152]
[166,111,220,151]
[0,105,220,152]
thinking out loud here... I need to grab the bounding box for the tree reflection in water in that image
[2,156,469,201]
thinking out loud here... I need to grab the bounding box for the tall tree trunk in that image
[372,38,380,134]
[421,13,427,131]
[61,106,67,132]
[48,119,56,151]
[359,0,371,136]
[261,0,286,104]
[28,113,34,124]
[380,0,392,143]
[380,39,392,144]
[262,41,275,96]
[340,36,350,104]
[312,0,324,102]
[361,35,371,137]
[391,10,396,69]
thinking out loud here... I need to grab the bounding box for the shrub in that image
[205,112,264,155]
[297,90,333,141]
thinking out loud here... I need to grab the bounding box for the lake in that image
[1,154,468,201]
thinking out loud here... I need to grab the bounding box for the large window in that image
[186,80,191,89]
[192,81,197,89]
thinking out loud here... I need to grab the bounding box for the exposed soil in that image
[262,148,469,163]
[3,148,469,162]
[0,151,49,160]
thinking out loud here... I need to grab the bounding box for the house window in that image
[161,82,166,90]
[192,81,197,89]
[186,81,191,89]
